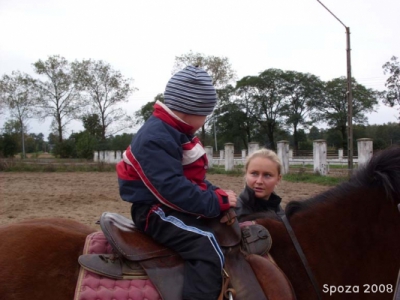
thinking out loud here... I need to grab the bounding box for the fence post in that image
[277,140,289,175]
[338,148,343,160]
[114,150,121,162]
[219,150,224,159]
[313,139,327,176]
[241,149,247,159]
[225,143,234,171]
[93,151,99,162]
[248,142,260,156]
[357,138,373,168]
[205,146,213,168]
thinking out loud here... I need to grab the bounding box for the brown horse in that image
[251,146,400,300]
[1,146,399,300]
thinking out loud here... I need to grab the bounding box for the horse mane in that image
[285,146,400,218]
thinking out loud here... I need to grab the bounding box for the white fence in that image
[93,150,122,164]
[94,138,373,176]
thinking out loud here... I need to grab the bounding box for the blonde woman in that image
[235,148,282,222]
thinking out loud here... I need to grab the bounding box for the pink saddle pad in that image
[74,231,161,300]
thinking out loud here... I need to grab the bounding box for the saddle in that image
[79,211,294,300]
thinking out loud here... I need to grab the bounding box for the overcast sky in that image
[1,0,399,139]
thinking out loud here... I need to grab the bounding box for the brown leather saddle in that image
[79,211,292,300]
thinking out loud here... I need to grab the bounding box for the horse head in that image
[256,146,400,300]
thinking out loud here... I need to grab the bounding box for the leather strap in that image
[220,209,237,225]
[277,207,322,300]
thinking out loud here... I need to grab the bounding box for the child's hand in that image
[224,190,237,207]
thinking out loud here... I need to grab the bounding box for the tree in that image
[0,90,5,116]
[72,59,136,140]
[308,126,322,141]
[47,132,59,146]
[82,113,103,140]
[25,133,45,153]
[134,93,164,126]
[75,132,97,160]
[281,71,324,150]
[0,133,18,158]
[110,133,134,151]
[235,69,288,150]
[173,51,237,88]
[33,55,84,142]
[0,71,38,158]
[213,85,253,150]
[173,51,237,142]
[222,82,260,149]
[382,56,400,119]
[310,77,378,150]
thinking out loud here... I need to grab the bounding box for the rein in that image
[276,207,322,300]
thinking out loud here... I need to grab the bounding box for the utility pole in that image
[317,0,353,176]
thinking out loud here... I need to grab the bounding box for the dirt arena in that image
[0,172,330,229]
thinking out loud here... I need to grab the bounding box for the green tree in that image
[217,83,260,149]
[52,139,77,158]
[213,85,252,150]
[0,133,18,158]
[382,56,400,118]
[75,132,97,160]
[308,126,322,141]
[0,71,38,158]
[173,51,237,143]
[310,77,378,150]
[134,93,164,126]
[110,133,134,151]
[72,59,136,140]
[2,119,24,155]
[25,133,45,153]
[47,132,59,146]
[33,55,84,142]
[235,69,288,150]
[82,113,103,139]
[326,129,343,149]
[281,71,324,150]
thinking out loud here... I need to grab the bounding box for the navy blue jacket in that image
[117,101,229,218]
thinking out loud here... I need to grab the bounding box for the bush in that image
[52,140,77,158]
[0,134,18,158]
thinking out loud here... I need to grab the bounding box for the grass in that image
[207,165,244,176]
[283,173,347,186]
[209,165,347,186]
[1,159,347,186]
[290,164,355,169]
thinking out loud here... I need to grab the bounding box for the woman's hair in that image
[244,148,282,175]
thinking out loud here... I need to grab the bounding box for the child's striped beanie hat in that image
[164,65,217,116]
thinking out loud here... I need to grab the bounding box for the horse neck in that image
[265,186,400,299]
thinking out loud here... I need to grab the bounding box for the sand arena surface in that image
[0,172,329,229]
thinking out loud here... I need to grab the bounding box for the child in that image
[117,65,237,300]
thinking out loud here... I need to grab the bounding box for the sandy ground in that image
[0,172,330,229]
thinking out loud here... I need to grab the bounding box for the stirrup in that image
[218,269,236,300]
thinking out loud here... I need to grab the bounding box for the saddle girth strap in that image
[276,207,322,300]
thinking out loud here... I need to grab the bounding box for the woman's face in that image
[245,156,281,200]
